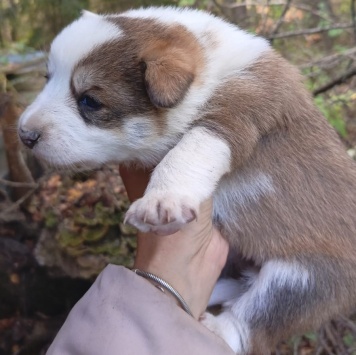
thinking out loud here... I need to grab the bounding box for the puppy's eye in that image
[44,73,51,81]
[78,95,102,111]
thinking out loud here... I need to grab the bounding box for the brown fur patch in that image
[198,51,356,261]
[71,16,203,134]
[193,51,356,350]
[71,39,157,130]
[111,17,203,108]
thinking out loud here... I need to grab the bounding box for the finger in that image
[119,165,152,201]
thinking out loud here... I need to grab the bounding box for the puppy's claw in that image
[125,192,199,234]
[191,208,198,222]
[156,202,161,220]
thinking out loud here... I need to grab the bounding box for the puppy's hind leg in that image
[208,269,258,307]
[201,259,338,354]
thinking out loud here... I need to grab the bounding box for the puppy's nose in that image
[19,128,41,149]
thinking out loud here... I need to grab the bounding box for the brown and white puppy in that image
[18,7,356,354]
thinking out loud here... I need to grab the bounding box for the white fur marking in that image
[125,127,231,233]
[228,260,310,320]
[201,312,250,353]
[122,117,158,146]
[213,172,275,230]
[205,261,310,353]
[209,279,247,306]
[147,127,231,196]
[208,269,258,306]
[258,260,310,290]
[232,173,275,206]
[49,15,122,74]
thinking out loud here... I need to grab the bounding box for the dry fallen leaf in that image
[9,273,20,284]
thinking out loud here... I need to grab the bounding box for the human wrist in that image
[132,268,193,316]
[133,227,228,319]
[133,232,194,314]
[132,262,199,318]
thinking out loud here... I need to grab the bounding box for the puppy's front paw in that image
[124,191,198,235]
[200,312,250,354]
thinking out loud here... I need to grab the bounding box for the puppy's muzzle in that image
[19,128,41,149]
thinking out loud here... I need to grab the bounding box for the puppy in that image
[18,7,356,354]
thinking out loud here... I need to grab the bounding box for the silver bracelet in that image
[132,268,193,317]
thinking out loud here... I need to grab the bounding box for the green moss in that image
[44,211,58,229]
[58,229,84,248]
[314,94,348,137]
[82,225,109,242]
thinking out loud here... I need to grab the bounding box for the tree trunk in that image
[0,92,34,201]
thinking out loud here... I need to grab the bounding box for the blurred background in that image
[0,0,355,354]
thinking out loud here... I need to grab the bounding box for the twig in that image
[267,22,354,39]
[0,92,35,201]
[0,54,46,75]
[300,47,356,70]
[339,315,356,335]
[292,3,331,21]
[315,340,325,355]
[212,0,224,12]
[323,324,338,349]
[352,0,356,44]
[324,322,348,354]
[317,327,336,355]
[215,0,351,23]
[260,0,272,36]
[212,0,345,23]
[0,187,36,221]
[269,0,293,41]
[219,1,286,9]
[293,336,300,355]
[0,178,38,188]
[313,66,356,96]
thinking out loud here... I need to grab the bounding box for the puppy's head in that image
[18,10,202,168]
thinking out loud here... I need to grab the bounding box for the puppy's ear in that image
[141,46,195,108]
[81,10,98,18]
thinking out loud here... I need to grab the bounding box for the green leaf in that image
[329,117,347,137]
[82,225,109,242]
[328,29,343,38]
[304,332,317,342]
[44,211,58,228]
[58,230,84,248]
[314,96,348,138]
[178,0,195,6]
[343,333,356,347]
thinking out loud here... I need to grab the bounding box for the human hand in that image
[120,165,229,319]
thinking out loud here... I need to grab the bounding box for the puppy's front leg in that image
[125,127,231,235]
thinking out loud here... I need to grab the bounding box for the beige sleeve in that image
[46,264,234,355]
